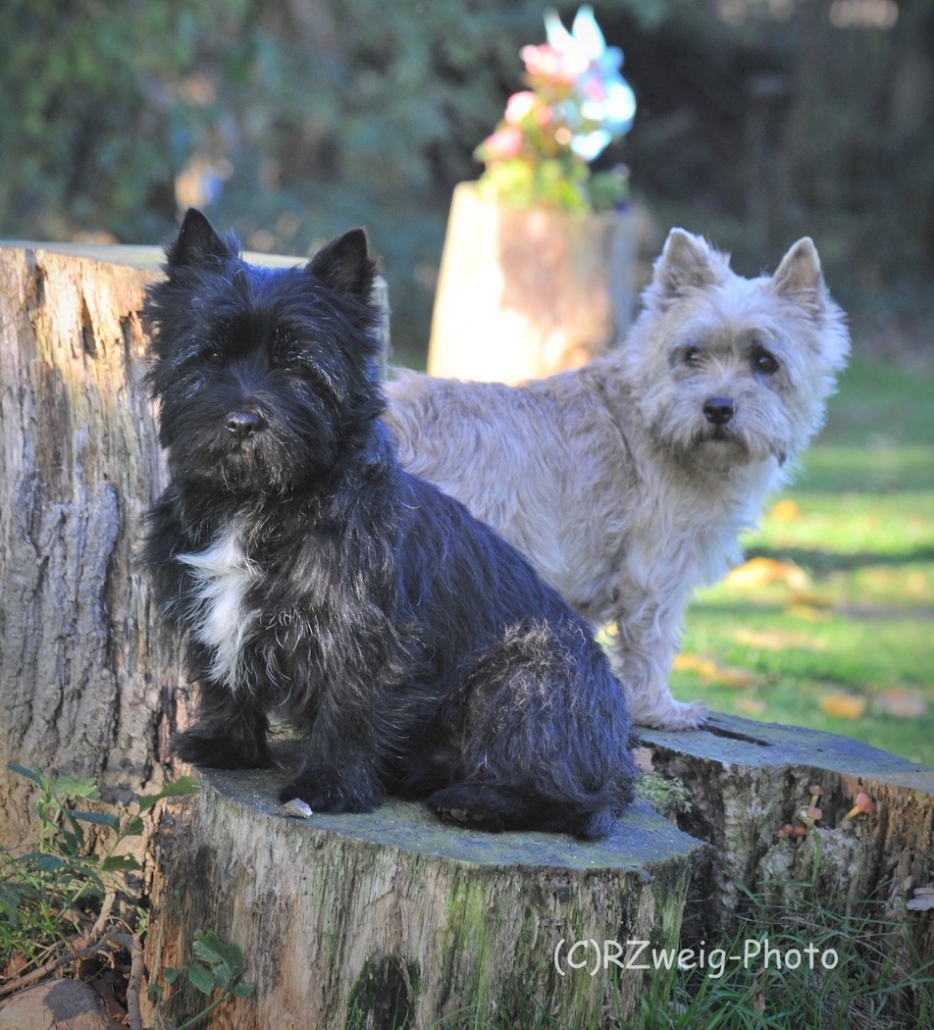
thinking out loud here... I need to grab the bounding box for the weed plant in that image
[0,765,251,1030]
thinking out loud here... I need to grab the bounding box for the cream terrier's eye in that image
[753,347,780,374]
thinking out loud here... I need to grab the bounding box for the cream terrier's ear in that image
[653,228,721,298]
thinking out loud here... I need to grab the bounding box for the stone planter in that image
[427,182,638,384]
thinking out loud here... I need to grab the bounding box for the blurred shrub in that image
[1,0,932,357]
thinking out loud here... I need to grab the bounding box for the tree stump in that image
[641,714,934,969]
[0,241,174,854]
[427,182,637,384]
[144,758,703,1030]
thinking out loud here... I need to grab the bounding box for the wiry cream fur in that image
[384,229,850,729]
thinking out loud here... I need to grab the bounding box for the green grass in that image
[433,890,934,1030]
[671,351,934,766]
[629,893,934,1030]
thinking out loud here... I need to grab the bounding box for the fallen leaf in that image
[906,572,927,596]
[733,628,825,651]
[725,556,811,591]
[752,968,767,1012]
[785,603,831,623]
[716,666,757,688]
[672,653,756,688]
[672,653,720,679]
[788,590,833,609]
[2,953,29,980]
[873,689,928,719]
[735,698,768,716]
[768,498,801,522]
[819,693,867,720]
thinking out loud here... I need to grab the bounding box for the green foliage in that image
[0,764,198,974]
[1,766,250,1028]
[476,156,592,214]
[2,0,932,353]
[1,0,187,240]
[151,930,254,1030]
[0,0,555,358]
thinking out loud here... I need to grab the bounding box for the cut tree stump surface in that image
[197,764,700,870]
[144,752,703,1030]
[0,240,302,269]
[642,712,934,787]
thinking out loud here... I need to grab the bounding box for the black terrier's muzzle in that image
[226,409,266,441]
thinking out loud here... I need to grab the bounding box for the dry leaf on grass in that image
[873,688,928,719]
[768,498,801,522]
[725,556,811,591]
[732,628,825,651]
[672,653,756,688]
[784,603,832,623]
[818,692,867,720]
[906,572,927,595]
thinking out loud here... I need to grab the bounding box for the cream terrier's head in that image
[625,229,850,475]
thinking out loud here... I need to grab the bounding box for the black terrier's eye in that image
[200,342,225,365]
[752,347,779,375]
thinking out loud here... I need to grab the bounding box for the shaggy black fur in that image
[143,209,636,839]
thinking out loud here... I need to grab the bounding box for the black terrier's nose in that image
[226,410,264,440]
[703,397,735,426]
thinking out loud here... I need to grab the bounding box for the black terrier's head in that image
[144,209,383,497]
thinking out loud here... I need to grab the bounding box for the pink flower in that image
[504,91,538,124]
[520,44,580,86]
[474,6,636,210]
[533,103,553,127]
[479,125,524,161]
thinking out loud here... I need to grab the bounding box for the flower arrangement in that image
[474,6,636,214]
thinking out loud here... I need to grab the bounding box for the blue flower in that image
[543,5,635,159]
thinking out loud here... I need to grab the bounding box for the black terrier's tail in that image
[427,783,620,841]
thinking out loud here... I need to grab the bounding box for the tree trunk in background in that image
[0,242,182,855]
[428,182,638,384]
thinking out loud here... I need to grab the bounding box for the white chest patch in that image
[177,526,260,691]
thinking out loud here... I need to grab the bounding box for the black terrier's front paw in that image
[172,729,271,770]
[278,766,378,813]
[427,785,494,829]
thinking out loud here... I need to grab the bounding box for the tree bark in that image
[144,762,702,1030]
[0,241,179,855]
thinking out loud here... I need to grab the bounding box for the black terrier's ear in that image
[167,208,238,268]
[307,228,376,300]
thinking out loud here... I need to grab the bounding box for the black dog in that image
[143,209,636,839]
